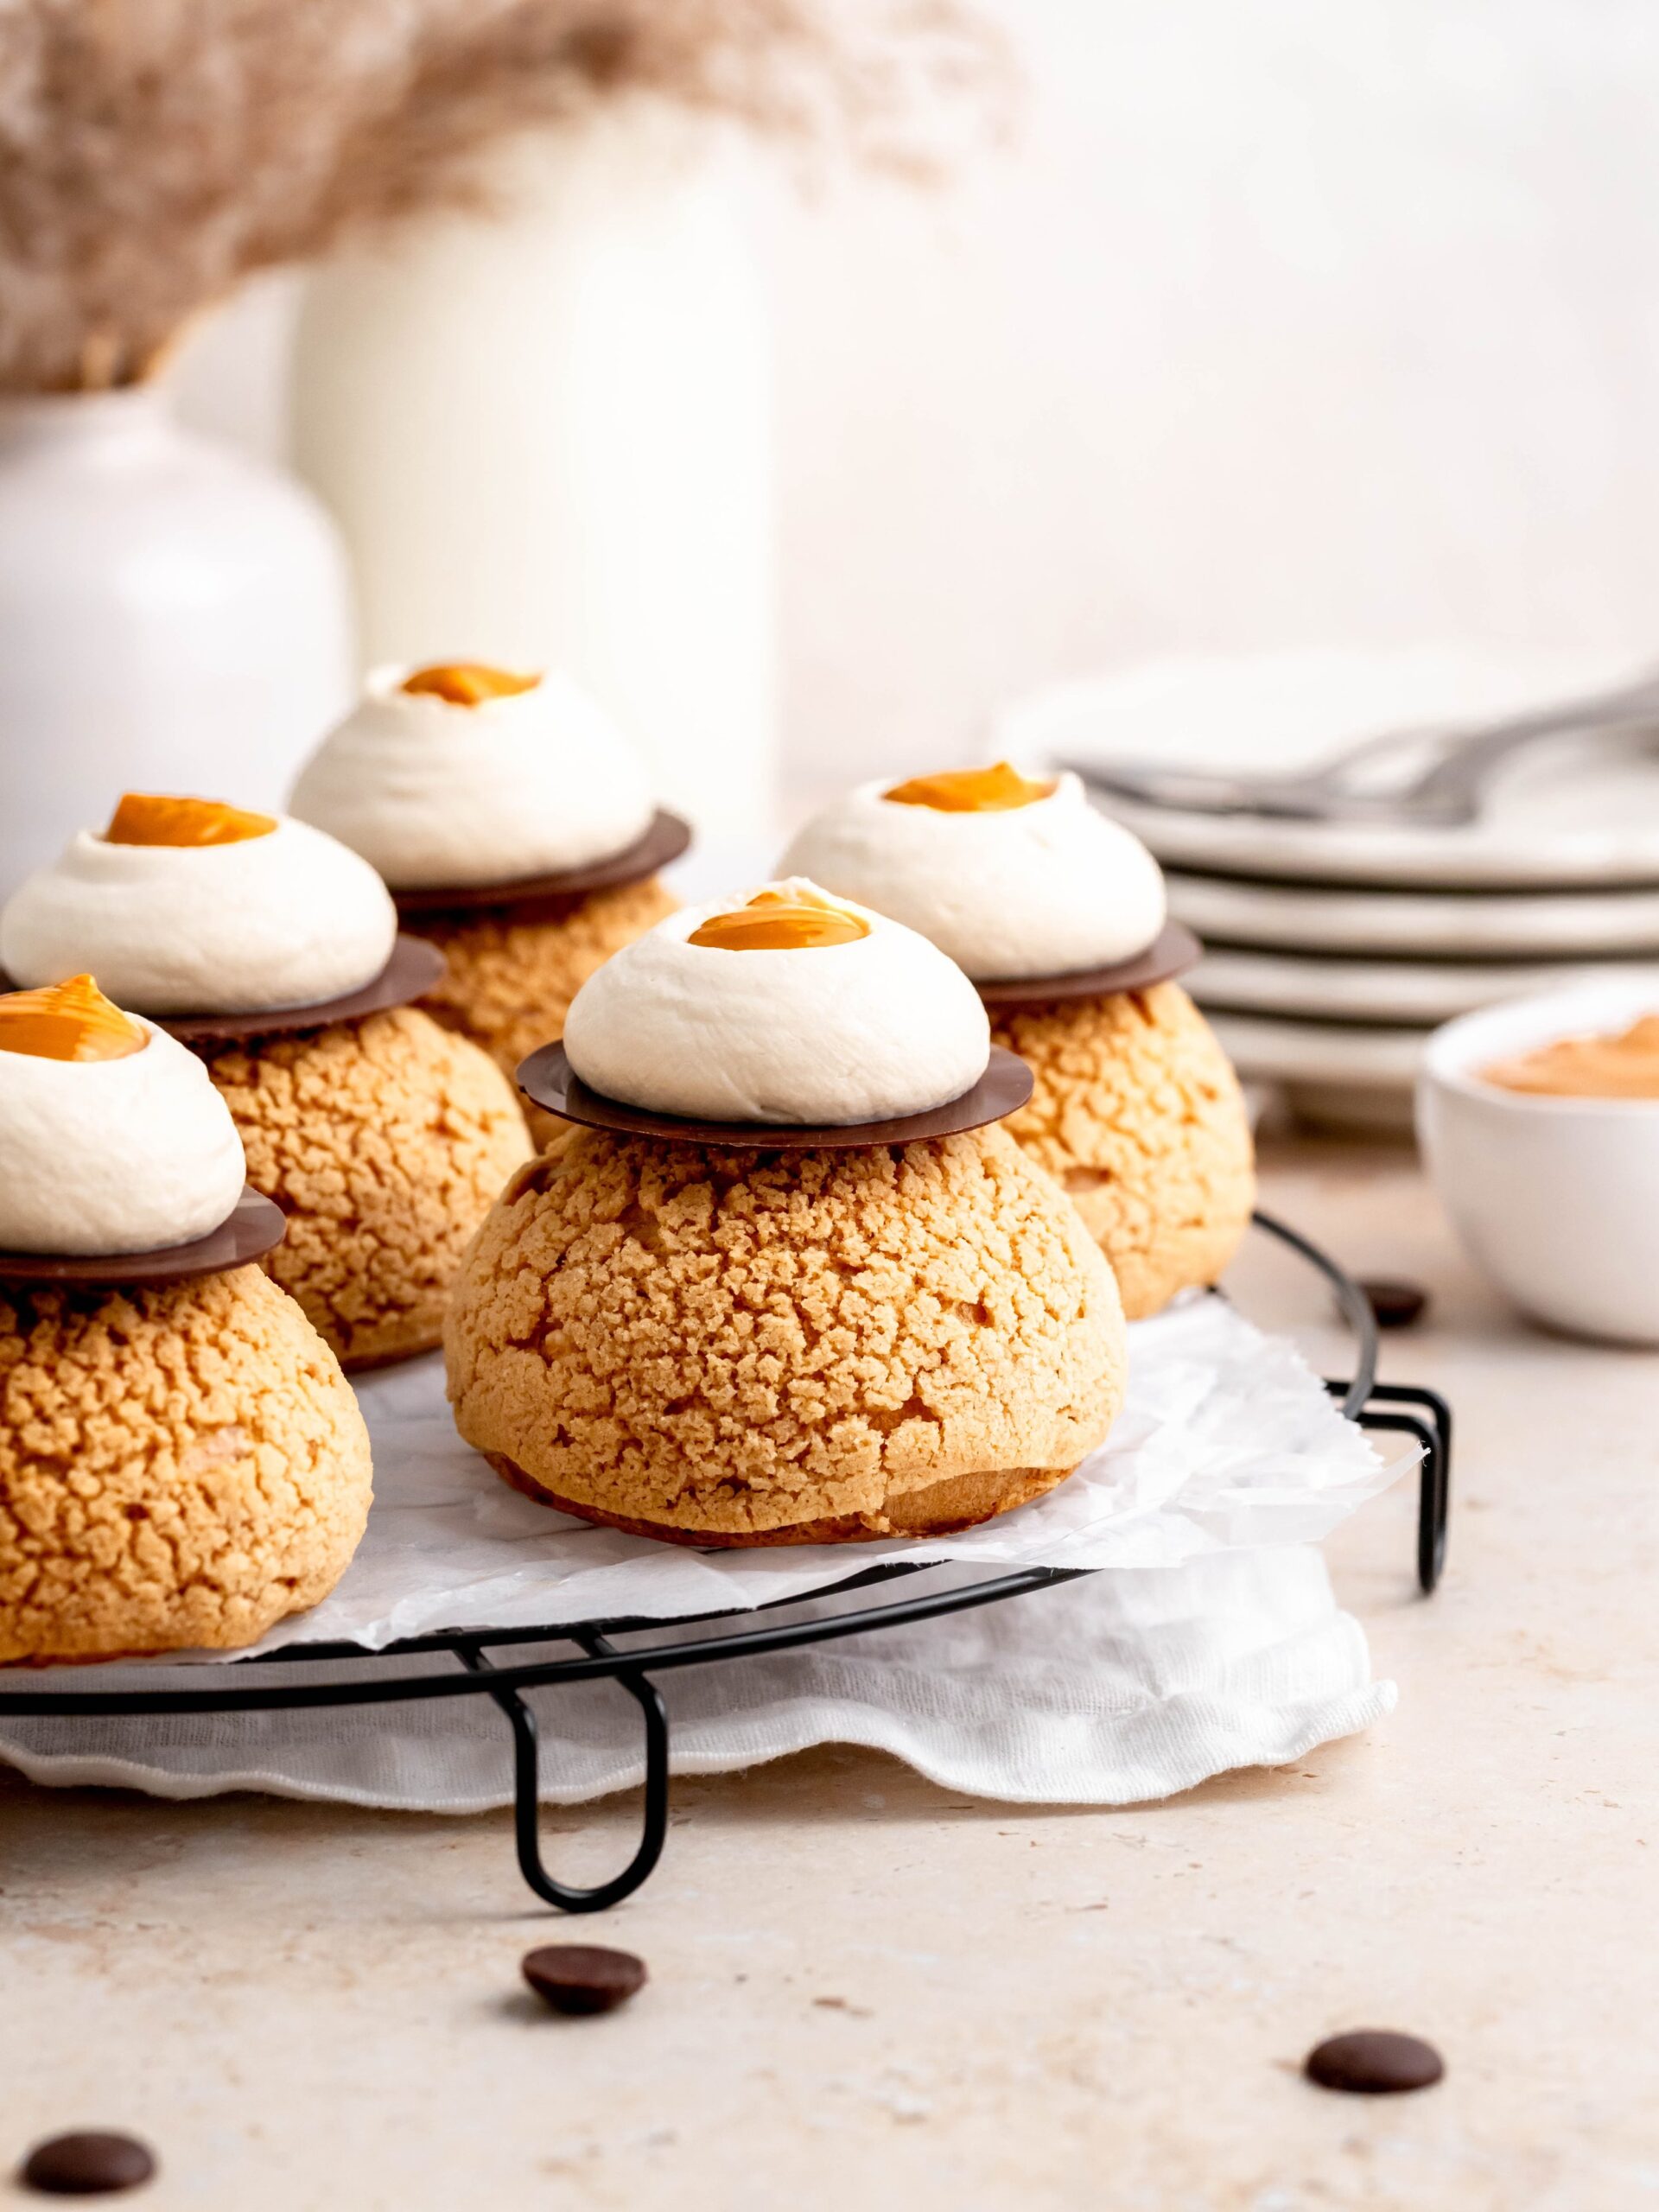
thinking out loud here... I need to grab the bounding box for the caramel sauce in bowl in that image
[1481,1014,1659,1100]
[1418,984,1659,1344]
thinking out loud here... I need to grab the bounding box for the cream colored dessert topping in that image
[1482,1013,1659,1099]
[0,974,146,1062]
[562,878,989,1125]
[0,977,246,1255]
[289,661,657,890]
[779,767,1167,981]
[0,798,397,1017]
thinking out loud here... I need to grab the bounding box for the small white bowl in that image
[1417,982,1659,1344]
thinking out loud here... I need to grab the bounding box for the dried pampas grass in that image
[0,0,1010,393]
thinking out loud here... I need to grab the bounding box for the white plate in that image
[1168,868,1659,957]
[1192,945,1659,1025]
[1207,1009,1426,1135]
[1207,1008,1427,1086]
[1002,648,1659,889]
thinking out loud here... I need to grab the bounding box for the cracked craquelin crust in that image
[194,1008,532,1370]
[445,1122,1127,1545]
[989,982,1255,1321]
[0,1267,372,1663]
[413,876,678,1142]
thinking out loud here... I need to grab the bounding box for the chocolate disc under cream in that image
[0,1185,286,1287]
[974,919,1202,1007]
[518,1041,1033,1150]
[391,810,692,920]
[152,936,446,1044]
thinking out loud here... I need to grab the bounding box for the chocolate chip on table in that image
[19,2132,156,2195]
[1357,1278,1429,1330]
[1305,2030,1444,2094]
[522,1943,647,2016]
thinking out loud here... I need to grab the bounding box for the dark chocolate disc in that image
[19,2128,156,2193]
[1357,1278,1430,1330]
[521,1944,648,2016]
[391,810,692,918]
[0,1186,286,1288]
[517,1041,1034,1150]
[1304,2030,1445,2094]
[156,936,445,1044]
[974,918,1202,1007]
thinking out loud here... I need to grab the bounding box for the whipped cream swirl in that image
[780,770,1166,981]
[0,1017,246,1255]
[563,880,990,1125]
[290,664,657,890]
[1,816,397,1016]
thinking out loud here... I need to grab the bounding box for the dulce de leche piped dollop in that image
[884,761,1058,813]
[105,793,276,848]
[1482,1013,1659,1100]
[688,887,871,952]
[0,974,146,1062]
[400,664,543,706]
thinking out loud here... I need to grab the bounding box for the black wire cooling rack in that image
[0,1211,1450,1914]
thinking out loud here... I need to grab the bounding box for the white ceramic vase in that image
[289,112,776,847]
[0,385,355,896]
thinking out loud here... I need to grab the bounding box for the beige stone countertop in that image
[2,1140,1654,2210]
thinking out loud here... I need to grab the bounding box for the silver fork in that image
[1061,665,1659,825]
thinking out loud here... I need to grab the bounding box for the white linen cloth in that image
[0,1299,1405,1808]
[0,1549,1390,1809]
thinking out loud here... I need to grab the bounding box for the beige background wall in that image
[175,0,1659,789]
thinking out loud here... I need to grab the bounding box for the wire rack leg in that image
[1362,1384,1452,1598]
[459,1630,670,1912]
[1331,1381,1452,1597]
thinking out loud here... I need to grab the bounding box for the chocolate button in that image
[19,2132,156,2194]
[1305,2030,1444,2094]
[522,1944,647,2016]
[1358,1278,1429,1330]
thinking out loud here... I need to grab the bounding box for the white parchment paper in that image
[206,1292,1405,1659]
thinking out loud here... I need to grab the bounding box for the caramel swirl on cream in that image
[0,974,146,1062]
[688,887,870,952]
[1482,1013,1659,1100]
[105,793,276,849]
[399,663,542,706]
[884,762,1058,813]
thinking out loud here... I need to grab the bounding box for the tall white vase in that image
[290,113,776,848]
[0,386,355,895]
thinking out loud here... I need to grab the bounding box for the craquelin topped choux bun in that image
[445,883,1127,1545]
[783,767,1255,1318]
[0,975,372,1662]
[1,794,531,1368]
[0,1269,374,1662]
[290,662,679,1142]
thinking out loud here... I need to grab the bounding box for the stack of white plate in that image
[1003,649,1659,1131]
